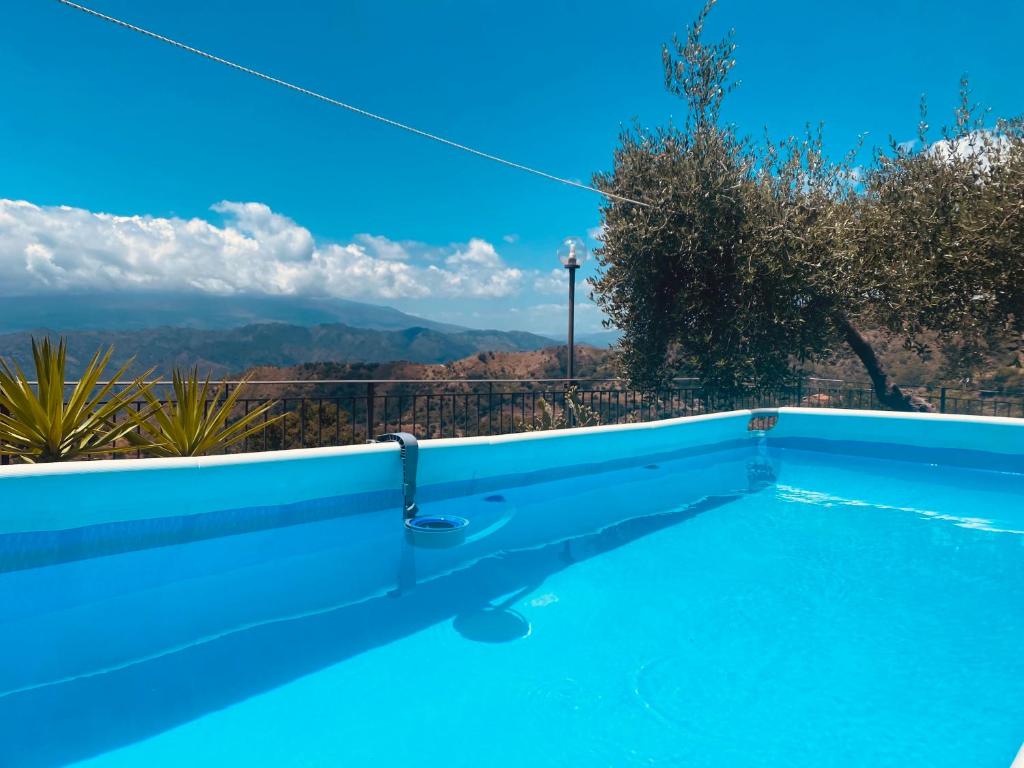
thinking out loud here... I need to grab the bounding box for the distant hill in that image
[0,323,557,378]
[240,345,618,398]
[0,293,465,334]
[575,330,622,348]
[805,329,1024,391]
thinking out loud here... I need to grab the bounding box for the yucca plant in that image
[127,368,284,457]
[0,337,153,463]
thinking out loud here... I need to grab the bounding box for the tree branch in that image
[832,314,933,412]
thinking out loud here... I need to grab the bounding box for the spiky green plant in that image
[519,386,602,432]
[127,368,284,457]
[0,337,153,463]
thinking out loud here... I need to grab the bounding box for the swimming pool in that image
[1,409,1022,766]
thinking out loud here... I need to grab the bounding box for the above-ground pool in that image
[1,409,1022,767]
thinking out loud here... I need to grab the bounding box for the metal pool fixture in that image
[372,432,469,548]
[746,411,778,491]
[747,409,779,434]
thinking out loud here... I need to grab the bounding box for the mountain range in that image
[0,292,631,377]
[3,293,1014,389]
[0,321,558,378]
[0,293,465,334]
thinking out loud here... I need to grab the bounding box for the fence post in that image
[365,382,375,440]
[0,404,7,465]
[939,386,947,414]
[795,378,803,407]
[488,382,494,436]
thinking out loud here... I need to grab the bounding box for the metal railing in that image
[3,377,1023,462]
[227,377,1024,453]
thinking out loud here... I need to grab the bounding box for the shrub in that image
[0,337,152,462]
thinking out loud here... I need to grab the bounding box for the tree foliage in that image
[592,0,1024,410]
[860,98,1024,370]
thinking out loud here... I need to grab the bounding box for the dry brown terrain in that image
[243,344,617,393]
[242,332,1023,394]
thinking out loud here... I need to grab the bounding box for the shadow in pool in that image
[0,493,740,768]
[453,584,537,643]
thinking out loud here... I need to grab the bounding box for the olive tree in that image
[859,100,1024,388]
[591,0,1024,410]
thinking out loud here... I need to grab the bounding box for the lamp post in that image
[557,236,588,382]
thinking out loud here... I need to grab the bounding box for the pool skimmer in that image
[404,514,470,548]
[373,432,469,548]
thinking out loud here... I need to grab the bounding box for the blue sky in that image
[1,1,1022,334]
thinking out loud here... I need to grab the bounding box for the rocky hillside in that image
[242,345,615,395]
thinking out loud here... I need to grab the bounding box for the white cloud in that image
[0,199,524,300]
[502,233,519,244]
[587,223,605,242]
[353,233,414,261]
[444,238,504,268]
[533,268,566,295]
[532,268,565,296]
[927,130,1011,170]
[528,302,598,314]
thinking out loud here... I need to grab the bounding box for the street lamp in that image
[557,236,588,382]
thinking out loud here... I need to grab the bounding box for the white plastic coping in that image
[1,407,1022,535]
[0,410,752,534]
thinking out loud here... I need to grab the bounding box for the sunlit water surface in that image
[1,445,1021,767]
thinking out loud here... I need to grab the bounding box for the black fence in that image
[170,377,1024,453]
[3,377,1023,463]
[233,379,701,451]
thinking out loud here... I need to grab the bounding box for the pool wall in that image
[0,413,757,697]
[0,410,754,534]
[767,408,1024,473]
[2,407,1023,538]
[2,408,1023,701]
[2,408,1023,537]
[770,406,1024,453]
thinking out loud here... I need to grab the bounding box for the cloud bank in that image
[0,199,525,300]
[926,130,1011,171]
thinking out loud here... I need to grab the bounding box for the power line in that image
[56,0,651,209]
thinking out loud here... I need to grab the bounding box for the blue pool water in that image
[1,442,1022,767]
